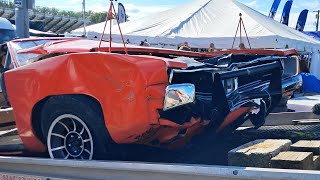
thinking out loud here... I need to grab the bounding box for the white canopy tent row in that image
[72,0,320,78]
[11,25,58,37]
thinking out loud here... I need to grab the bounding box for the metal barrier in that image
[0,156,319,180]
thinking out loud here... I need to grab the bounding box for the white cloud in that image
[273,11,319,31]
[124,4,171,20]
[68,0,83,4]
[295,0,320,10]
[245,0,257,7]
[76,2,171,20]
[243,0,320,31]
[35,0,172,22]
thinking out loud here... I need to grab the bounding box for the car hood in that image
[17,39,211,59]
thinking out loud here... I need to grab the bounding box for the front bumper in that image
[150,61,283,148]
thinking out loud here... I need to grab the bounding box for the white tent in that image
[72,0,320,51]
[73,0,320,79]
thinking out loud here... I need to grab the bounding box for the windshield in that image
[0,29,16,44]
[10,40,54,66]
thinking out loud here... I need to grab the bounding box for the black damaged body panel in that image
[204,54,302,95]
[160,59,283,132]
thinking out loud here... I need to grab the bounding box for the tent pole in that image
[109,1,113,53]
[232,13,252,49]
[232,19,241,49]
[240,17,242,45]
[98,17,108,48]
[241,18,252,49]
[111,1,128,54]
[98,3,112,49]
[98,0,127,54]
[82,0,86,36]
[314,10,320,31]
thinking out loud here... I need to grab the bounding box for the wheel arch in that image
[31,94,104,144]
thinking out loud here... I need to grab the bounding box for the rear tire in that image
[41,95,115,160]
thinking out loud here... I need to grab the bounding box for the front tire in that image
[41,96,113,160]
[47,114,94,160]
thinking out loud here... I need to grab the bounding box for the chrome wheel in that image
[47,114,93,160]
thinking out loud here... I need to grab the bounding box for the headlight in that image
[163,84,195,111]
[222,78,238,95]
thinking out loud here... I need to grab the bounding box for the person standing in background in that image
[208,43,216,52]
[179,42,191,51]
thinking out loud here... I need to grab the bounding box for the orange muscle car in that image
[0,38,298,160]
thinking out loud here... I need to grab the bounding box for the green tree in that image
[0,1,128,24]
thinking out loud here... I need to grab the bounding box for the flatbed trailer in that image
[0,156,320,180]
[1,110,320,179]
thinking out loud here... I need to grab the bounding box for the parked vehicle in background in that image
[0,18,16,44]
[0,38,299,160]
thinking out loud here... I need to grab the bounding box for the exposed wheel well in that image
[31,94,104,144]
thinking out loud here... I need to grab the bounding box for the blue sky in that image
[35,0,320,31]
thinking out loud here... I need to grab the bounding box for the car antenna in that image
[98,0,128,54]
[232,13,252,49]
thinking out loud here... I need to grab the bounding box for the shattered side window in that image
[10,40,53,66]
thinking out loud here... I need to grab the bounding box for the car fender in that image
[5,52,168,152]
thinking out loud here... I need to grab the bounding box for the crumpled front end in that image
[142,60,283,149]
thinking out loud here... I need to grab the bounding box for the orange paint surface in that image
[0,151,24,155]
[4,38,296,153]
[217,107,252,132]
[5,52,170,152]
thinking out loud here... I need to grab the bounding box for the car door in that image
[0,43,14,107]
